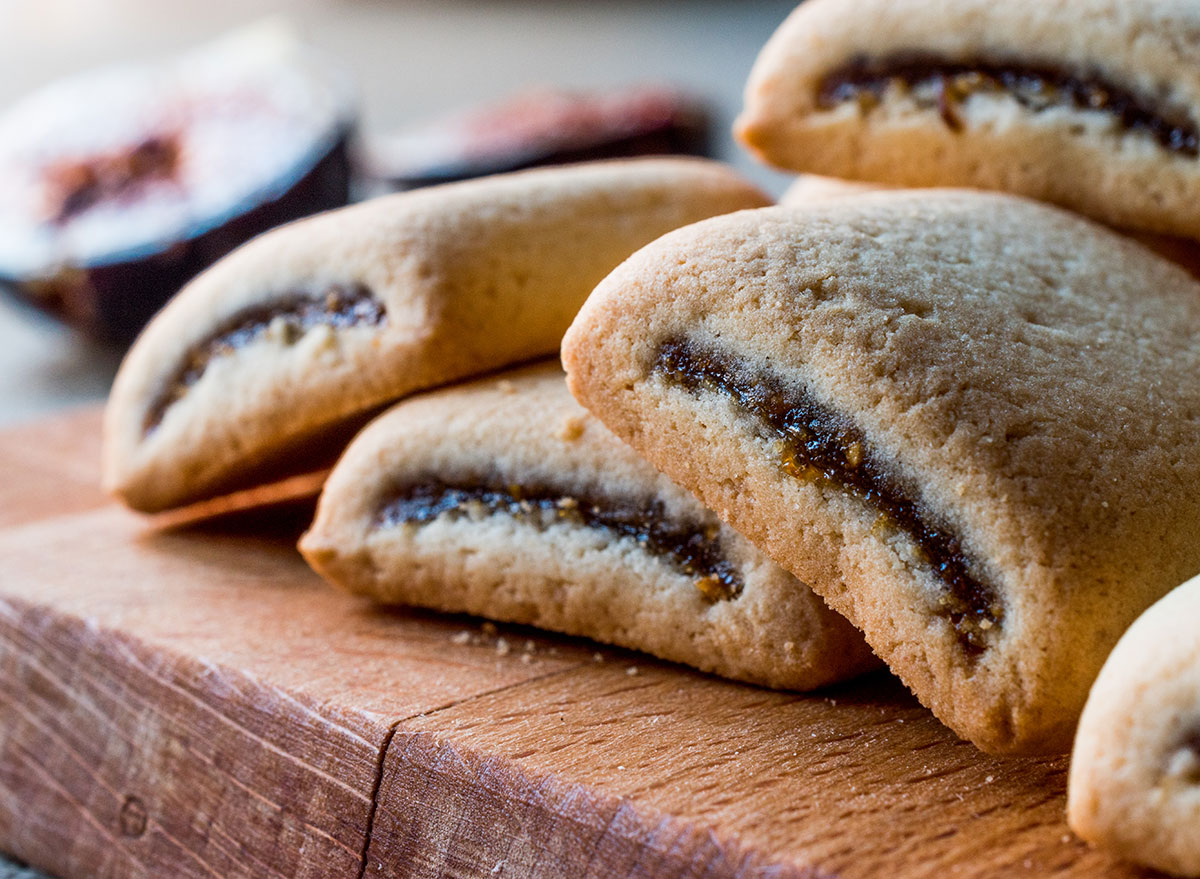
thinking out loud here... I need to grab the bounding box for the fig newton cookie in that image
[301,364,879,690]
[562,191,1200,754]
[1068,573,1200,878]
[736,0,1200,237]
[778,174,1200,281]
[777,170,1200,279]
[780,174,890,207]
[103,158,768,512]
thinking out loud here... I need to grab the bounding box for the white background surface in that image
[0,0,798,428]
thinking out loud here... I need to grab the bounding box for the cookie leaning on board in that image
[103,158,770,512]
[737,0,1200,238]
[301,363,880,690]
[561,190,1200,755]
[1068,572,1200,878]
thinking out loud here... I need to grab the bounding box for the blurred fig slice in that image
[364,85,710,191]
[0,21,355,345]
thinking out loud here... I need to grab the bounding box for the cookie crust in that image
[1068,573,1200,877]
[780,173,1200,280]
[562,191,1200,753]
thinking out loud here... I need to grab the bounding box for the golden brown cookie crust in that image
[562,191,1200,754]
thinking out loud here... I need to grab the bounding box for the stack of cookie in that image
[103,156,882,693]
[102,0,1200,873]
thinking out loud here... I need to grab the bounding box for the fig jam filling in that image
[818,55,1199,158]
[376,480,743,602]
[655,337,1001,652]
[143,283,385,434]
[45,133,183,224]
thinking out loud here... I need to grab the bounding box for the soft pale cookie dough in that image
[301,363,879,690]
[103,158,769,512]
[1069,573,1200,877]
[562,190,1200,754]
[780,174,890,206]
[737,0,1200,237]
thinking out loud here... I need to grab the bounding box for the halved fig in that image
[0,22,355,345]
[363,85,710,191]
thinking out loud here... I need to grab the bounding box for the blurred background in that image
[0,0,797,428]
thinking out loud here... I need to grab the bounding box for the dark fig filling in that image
[375,480,743,602]
[818,54,1199,158]
[143,283,385,434]
[655,337,1001,653]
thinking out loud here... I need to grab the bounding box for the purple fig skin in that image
[384,121,713,190]
[367,87,712,192]
[0,129,353,347]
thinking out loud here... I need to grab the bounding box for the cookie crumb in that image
[626,666,639,676]
[592,652,604,663]
[497,380,516,394]
[451,631,472,645]
[520,653,532,664]
[985,774,995,783]
[556,414,586,441]
[496,637,511,656]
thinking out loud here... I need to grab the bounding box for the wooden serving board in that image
[0,408,1157,879]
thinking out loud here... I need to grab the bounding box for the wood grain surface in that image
[0,409,1158,878]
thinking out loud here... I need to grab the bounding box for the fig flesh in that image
[0,23,355,345]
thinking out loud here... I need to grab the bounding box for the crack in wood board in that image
[363,728,823,879]
[355,665,587,879]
